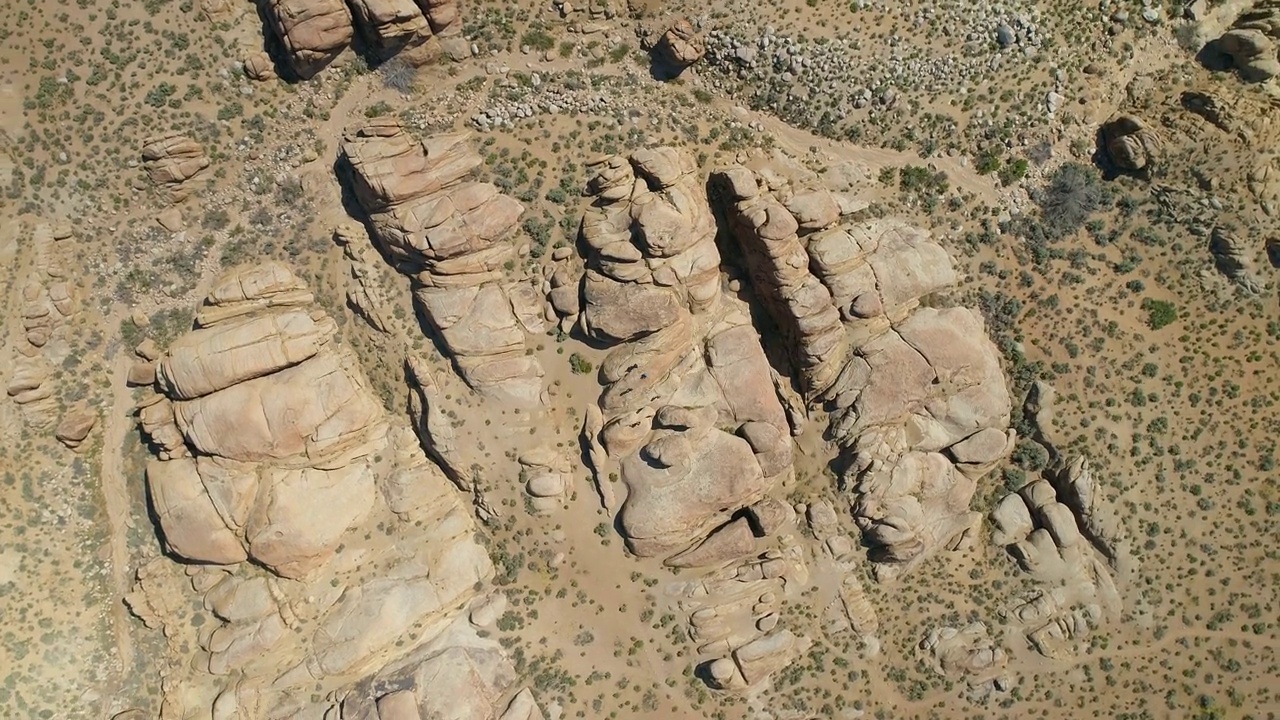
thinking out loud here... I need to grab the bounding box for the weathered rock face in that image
[141,133,210,201]
[265,0,354,78]
[655,17,705,75]
[920,623,1009,701]
[341,121,543,403]
[713,159,1012,581]
[129,263,541,718]
[1100,114,1160,174]
[348,0,430,56]
[7,222,77,429]
[140,262,388,577]
[1209,224,1265,292]
[1220,1,1280,82]
[576,148,793,560]
[989,457,1125,661]
[572,148,809,692]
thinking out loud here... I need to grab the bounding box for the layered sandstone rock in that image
[713,159,1012,581]
[920,623,1009,701]
[348,0,430,57]
[340,121,543,403]
[1220,1,1280,82]
[576,148,793,560]
[142,133,210,201]
[655,17,705,76]
[990,457,1124,661]
[129,262,541,718]
[1100,114,1160,174]
[265,0,354,78]
[8,223,76,428]
[140,262,388,576]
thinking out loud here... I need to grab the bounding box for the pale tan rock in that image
[266,0,354,78]
[147,458,248,565]
[341,122,542,400]
[243,51,277,81]
[656,17,705,73]
[142,133,210,198]
[347,0,429,55]
[1101,114,1160,173]
[665,517,757,568]
[157,308,336,400]
[127,360,157,387]
[620,428,766,557]
[55,403,97,448]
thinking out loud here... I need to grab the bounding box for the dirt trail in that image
[99,349,136,680]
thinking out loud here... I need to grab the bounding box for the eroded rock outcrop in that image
[142,133,210,202]
[1209,224,1265,292]
[1219,1,1280,82]
[654,17,705,77]
[574,148,808,691]
[7,222,77,428]
[920,622,1009,701]
[576,148,793,559]
[713,158,1013,581]
[341,120,543,403]
[1100,114,1160,174]
[989,457,1125,661]
[128,262,540,718]
[265,0,355,78]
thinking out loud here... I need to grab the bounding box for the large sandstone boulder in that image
[654,17,705,77]
[141,263,387,577]
[1219,1,1280,82]
[713,158,1012,580]
[142,133,210,201]
[576,148,793,559]
[266,0,354,78]
[1100,114,1160,174]
[347,0,429,56]
[128,262,533,718]
[340,121,543,403]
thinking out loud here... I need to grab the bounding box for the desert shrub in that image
[1141,298,1177,329]
[1034,162,1112,238]
[378,58,418,93]
[521,25,555,52]
[364,101,393,118]
[998,157,1029,186]
[975,151,1001,175]
[569,353,593,375]
[1011,438,1050,471]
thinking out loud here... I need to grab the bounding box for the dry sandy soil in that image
[0,0,1277,718]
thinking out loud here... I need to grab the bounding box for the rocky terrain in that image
[0,0,1277,718]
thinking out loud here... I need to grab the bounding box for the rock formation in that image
[920,622,1009,700]
[654,17,706,77]
[576,148,794,560]
[264,0,354,78]
[1219,1,1280,82]
[334,224,393,332]
[348,0,431,58]
[571,147,811,690]
[519,446,570,514]
[1209,224,1265,292]
[141,133,210,202]
[340,120,544,403]
[989,457,1124,660]
[6,222,77,428]
[127,262,542,717]
[712,158,1013,581]
[55,403,97,450]
[1100,114,1160,174]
